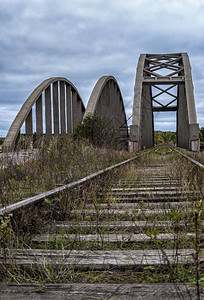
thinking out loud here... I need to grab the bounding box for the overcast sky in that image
[0,0,204,137]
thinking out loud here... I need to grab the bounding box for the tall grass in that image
[0,135,132,208]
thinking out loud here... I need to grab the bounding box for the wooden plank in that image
[110,190,195,196]
[130,173,177,176]
[0,283,199,300]
[109,196,196,202]
[113,182,180,186]
[0,249,196,268]
[117,183,180,186]
[70,208,172,218]
[85,201,192,209]
[32,232,201,243]
[110,187,181,191]
[118,179,180,183]
[54,220,202,231]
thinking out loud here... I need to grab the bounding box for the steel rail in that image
[154,146,173,154]
[0,151,151,216]
[174,148,204,169]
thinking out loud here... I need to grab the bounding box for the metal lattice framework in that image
[130,53,199,151]
[2,77,85,151]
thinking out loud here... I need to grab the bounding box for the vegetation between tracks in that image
[0,146,203,299]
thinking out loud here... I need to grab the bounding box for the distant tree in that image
[200,127,204,146]
[200,127,204,140]
[154,131,176,145]
[0,137,5,145]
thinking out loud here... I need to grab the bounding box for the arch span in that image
[2,77,85,151]
[84,76,128,146]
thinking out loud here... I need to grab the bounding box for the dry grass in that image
[0,146,203,299]
[0,135,132,208]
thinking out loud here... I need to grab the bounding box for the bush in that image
[73,114,115,147]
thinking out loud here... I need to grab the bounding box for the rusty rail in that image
[0,151,151,216]
[174,148,204,169]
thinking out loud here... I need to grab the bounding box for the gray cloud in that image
[0,0,204,136]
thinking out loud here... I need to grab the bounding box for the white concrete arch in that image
[85,76,128,144]
[3,77,85,151]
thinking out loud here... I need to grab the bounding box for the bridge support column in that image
[53,82,59,137]
[45,86,52,144]
[72,91,78,131]
[140,85,154,149]
[189,123,200,151]
[177,84,189,149]
[77,95,83,125]
[129,125,139,152]
[36,95,43,147]
[66,84,72,133]
[60,81,66,135]
[129,76,153,152]
[25,109,33,149]
[16,131,21,150]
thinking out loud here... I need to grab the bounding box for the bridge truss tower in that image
[130,53,200,151]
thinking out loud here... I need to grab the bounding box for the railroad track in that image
[0,147,203,299]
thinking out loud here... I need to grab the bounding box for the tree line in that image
[154,131,176,145]
[200,127,204,148]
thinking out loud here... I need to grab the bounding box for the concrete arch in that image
[84,76,128,144]
[2,77,85,151]
[130,53,199,151]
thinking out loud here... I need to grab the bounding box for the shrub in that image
[73,114,115,147]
